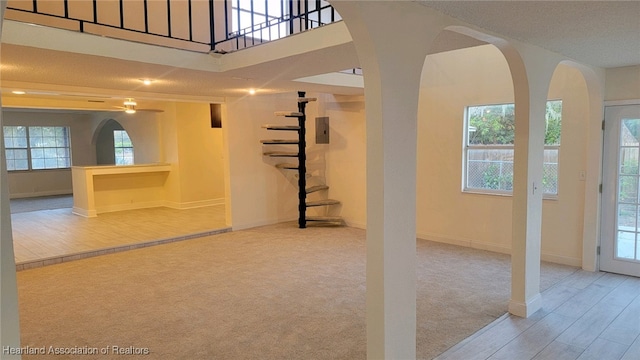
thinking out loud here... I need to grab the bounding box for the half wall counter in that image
[72,163,172,217]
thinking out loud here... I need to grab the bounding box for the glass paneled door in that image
[601,105,640,277]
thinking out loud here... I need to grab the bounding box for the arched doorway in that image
[94,119,134,165]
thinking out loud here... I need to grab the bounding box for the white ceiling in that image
[418,1,640,69]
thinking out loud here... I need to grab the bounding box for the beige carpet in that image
[17,223,577,359]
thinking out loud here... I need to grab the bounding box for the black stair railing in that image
[297,91,308,228]
[6,0,339,53]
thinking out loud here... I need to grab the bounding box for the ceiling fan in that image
[113,98,164,114]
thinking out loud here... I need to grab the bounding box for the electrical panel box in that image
[315,117,329,144]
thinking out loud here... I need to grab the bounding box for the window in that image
[463,100,562,196]
[231,0,289,40]
[4,126,28,171]
[230,0,338,41]
[3,126,71,171]
[113,130,134,165]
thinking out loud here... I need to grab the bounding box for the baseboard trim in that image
[541,253,582,267]
[96,201,165,214]
[164,198,225,210]
[418,232,582,267]
[10,190,72,199]
[344,220,366,229]
[417,232,510,255]
[72,207,96,218]
[231,216,297,231]
[509,293,542,318]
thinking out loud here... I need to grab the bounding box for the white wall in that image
[414,45,589,266]
[3,110,94,198]
[605,65,640,101]
[172,102,225,206]
[322,94,367,228]
[416,45,515,253]
[543,64,590,265]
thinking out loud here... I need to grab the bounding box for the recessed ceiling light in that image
[12,90,26,95]
[248,88,256,95]
[140,79,153,85]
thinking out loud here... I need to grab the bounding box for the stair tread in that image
[262,124,301,131]
[298,97,317,103]
[276,163,298,170]
[306,199,340,207]
[260,139,299,144]
[306,185,329,194]
[274,111,304,117]
[306,216,343,222]
[263,151,298,157]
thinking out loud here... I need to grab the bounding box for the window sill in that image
[462,190,559,201]
[7,168,72,173]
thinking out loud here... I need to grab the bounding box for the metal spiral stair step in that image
[306,199,340,207]
[275,163,298,170]
[297,97,317,103]
[260,139,299,144]
[306,216,343,222]
[306,185,329,194]
[274,111,304,117]
[262,124,301,131]
[263,151,298,157]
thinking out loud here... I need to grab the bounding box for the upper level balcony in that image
[5,0,341,54]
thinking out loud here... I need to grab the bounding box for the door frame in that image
[600,104,640,277]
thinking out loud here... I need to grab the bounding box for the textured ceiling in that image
[418,1,640,68]
[0,42,361,99]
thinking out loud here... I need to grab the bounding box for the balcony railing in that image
[220,0,339,51]
[5,0,340,53]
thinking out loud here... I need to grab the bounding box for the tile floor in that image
[437,270,640,360]
[11,204,229,269]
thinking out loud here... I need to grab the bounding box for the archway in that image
[93,118,134,165]
[330,1,589,355]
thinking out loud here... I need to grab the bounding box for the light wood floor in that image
[437,270,640,360]
[11,205,229,269]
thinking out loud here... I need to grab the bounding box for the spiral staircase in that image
[261,92,343,228]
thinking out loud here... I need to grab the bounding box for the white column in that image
[0,0,23,357]
[331,2,449,358]
[506,44,560,317]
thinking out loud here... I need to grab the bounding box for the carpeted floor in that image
[17,223,577,359]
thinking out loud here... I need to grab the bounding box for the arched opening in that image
[414,24,601,349]
[418,48,595,269]
[417,35,519,356]
[94,119,134,165]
